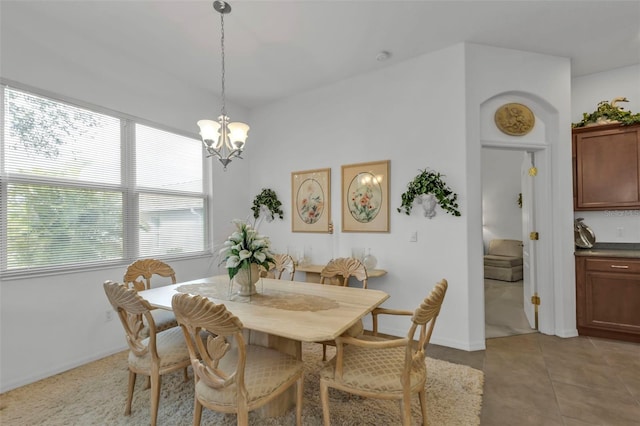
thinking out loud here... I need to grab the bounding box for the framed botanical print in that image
[342,160,390,232]
[291,168,331,233]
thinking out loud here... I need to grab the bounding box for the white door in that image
[521,152,537,329]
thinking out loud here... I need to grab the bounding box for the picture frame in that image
[291,168,331,233]
[341,160,390,232]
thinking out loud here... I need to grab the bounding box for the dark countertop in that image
[575,242,640,259]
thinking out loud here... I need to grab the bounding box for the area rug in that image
[0,343,483,425]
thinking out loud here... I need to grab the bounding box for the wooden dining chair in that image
[171,293,305,426]
[123,258,177,291]
[319,257,368,288]
[123,258,178,333]
[261,253,296,280]
[318,257,368,360]
[319,279,448,426]
[103,281,191,426]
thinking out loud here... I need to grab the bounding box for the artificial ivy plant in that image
[397,169,461,217]
[573,98,640,128]
[251,188,284,220]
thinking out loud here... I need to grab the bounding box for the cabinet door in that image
[583,270,640,335]
[576,256,640,342]
[574,125,640,210]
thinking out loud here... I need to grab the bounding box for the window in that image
[135,124,204,257]
[1,85,208,275]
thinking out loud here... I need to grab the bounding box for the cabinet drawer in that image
[585,258,640,273]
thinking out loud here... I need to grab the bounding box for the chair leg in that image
[322,343,327,361]
[183,366,189,382]
[193,396,203,426]
[125,370,136,415]
[150,373,161,426]
[401,394,412,426]
[419,389,428,425]
[238,409,249,425]
[145,376,151,389]
[296,376,304,426]
[320,379,331,426]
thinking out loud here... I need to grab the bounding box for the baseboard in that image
[0,345,127,393]
[371,326,485,351]
[430,335,486,351]
[555,328,579,338]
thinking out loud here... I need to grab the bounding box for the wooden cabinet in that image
[572,123,640,210]
[575,256,640,343]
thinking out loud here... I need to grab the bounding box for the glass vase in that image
[363,248,377,270]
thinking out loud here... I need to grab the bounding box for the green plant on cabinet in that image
[573,97,640,128]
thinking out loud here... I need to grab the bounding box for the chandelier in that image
[197,1,249,171]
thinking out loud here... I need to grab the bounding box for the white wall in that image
[0,21,252,392]
[482,149,524,250]
[248,45,471,349]
[247,43,576,351]
[571,64,640,243]
[0,260,213,391]
[465,44,576,340]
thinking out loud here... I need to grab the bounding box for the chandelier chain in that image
[220,11,226,117]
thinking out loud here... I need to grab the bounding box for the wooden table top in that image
[295,264,387,278]
[139,276,389,342]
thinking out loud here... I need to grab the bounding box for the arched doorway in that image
[479,92,556,337]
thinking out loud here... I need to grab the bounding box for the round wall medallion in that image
[494,103,535,136]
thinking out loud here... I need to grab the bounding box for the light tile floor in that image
[426,278,640,425]
[429,333,640,425]
[484,278,537,338]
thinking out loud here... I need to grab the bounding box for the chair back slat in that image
[124,258,177,291]
[409,279,448,357]
[172,293,247,391]
[103,280,157,357]
[320,257,368,288]
[264,253,296,280]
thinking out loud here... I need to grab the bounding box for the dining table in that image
[138,274,389,417]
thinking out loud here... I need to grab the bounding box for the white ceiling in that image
[2,0,639,109]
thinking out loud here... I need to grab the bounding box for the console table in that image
[295,264,387,283]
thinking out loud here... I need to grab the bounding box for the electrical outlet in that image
[410,231,418,242]
[617,227,624,237]
[105,310,114,322]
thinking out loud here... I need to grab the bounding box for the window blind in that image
[1,85,208,275]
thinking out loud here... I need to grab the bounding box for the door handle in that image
[610,265,629,269]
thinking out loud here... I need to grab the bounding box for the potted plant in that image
[251,188,284,223]
[573,97,640,128]
[397,169,461,218]
[219,219,274,295]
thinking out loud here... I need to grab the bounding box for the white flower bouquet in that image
[219,219,274,280]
